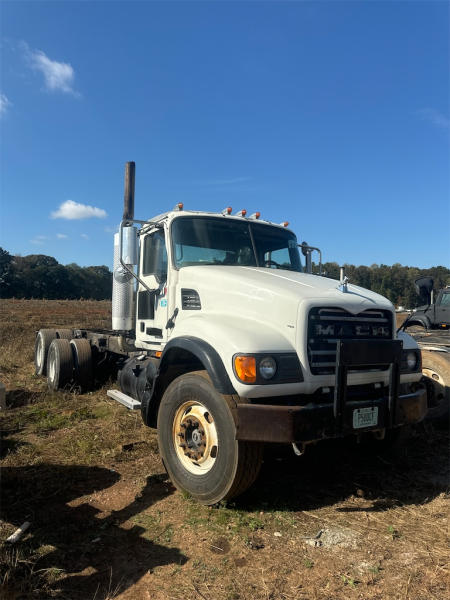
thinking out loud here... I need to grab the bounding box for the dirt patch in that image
[209,537,231,554]
[304,527,361,549]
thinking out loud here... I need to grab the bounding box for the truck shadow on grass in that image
[0,429,30,459]
[5,389,46,409]
[0,465,187,599]
[240,425,449,512]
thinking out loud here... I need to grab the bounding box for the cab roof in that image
[144,209,293,232]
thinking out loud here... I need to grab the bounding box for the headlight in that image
[401,349,420,372]
[233,352,302,384]
[259,356,277,380]
[406,351,418,371]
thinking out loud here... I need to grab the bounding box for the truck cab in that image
[112,197,426,503]
[134,209,303,352]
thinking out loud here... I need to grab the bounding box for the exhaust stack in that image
[112,162,138,331]
[123,161,135,221]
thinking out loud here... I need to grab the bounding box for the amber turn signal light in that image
[234,355,256,383]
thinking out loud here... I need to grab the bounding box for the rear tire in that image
[157,371,263,505]
[422,351,450,421]
[35,329,57,376]
[47,339,74,391]
[70,338,93,392]
[56,328,74,340]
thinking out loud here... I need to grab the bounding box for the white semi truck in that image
[34,163,427,504]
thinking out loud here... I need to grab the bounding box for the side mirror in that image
[414,277,434,305]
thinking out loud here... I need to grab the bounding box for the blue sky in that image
[1,0,449,270]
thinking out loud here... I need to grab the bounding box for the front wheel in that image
[157,372,263,505]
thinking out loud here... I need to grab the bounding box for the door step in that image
[107,389,141,410]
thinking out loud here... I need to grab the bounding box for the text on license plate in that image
[353,407,378,429]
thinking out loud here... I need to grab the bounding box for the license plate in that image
[353,407,378,429]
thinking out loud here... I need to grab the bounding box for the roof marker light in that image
[235,209,247,217]
[281,221,289,227]
[222,206,233,215]
[174,203,184,211]
[250,212,261,219]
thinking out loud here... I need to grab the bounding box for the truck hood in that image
[175,266,396,361]
[178,265,393,311]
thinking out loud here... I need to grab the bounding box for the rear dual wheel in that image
[35,329,57,375]
[157,371,263,505]
[34,329,74,376]
[70,338,93,392]
[47,338,74,391]
[46,337,93,392]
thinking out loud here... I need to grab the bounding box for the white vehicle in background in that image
[35,163,427,504]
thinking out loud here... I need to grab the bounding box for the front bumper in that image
[235,387,427,443]
[235,339,427,443]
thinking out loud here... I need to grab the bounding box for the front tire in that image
[157,372,263,505]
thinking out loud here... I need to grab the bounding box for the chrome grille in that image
[307,307,393,375]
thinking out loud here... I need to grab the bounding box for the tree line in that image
[0,248,112,300]
[0,247,449,306]
[319,262,449,308]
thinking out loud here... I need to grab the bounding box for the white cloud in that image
[80,233,89,240]
[416,108,450,130]
[30,235,48,245]
[51,200,107,220]
[56,233,68,239]
[27,46,79,96]
[0,93,11,116]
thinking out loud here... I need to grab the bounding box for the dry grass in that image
[0,299,449,600]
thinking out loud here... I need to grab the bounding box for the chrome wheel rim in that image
[173,401,218,474]
[36,337,44,369]
[48,350,56,383]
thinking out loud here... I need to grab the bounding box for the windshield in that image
[171,216,303,272]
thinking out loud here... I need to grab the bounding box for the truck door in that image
[436,291,450,327]
[136,228,169,346]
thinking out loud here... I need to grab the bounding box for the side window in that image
[264,247,292,269]
[142,231,168,282]
[440,293,450,307]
